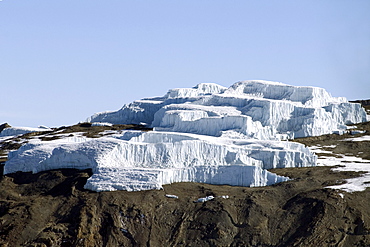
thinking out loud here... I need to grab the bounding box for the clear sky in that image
[1,0,369,127]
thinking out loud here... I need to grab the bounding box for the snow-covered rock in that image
[0,126,52,137]
[3,80,367,192]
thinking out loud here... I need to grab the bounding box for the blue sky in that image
[1,0,369,127]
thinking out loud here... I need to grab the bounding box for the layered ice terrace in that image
[4,80,367,191]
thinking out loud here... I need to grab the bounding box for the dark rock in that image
[0,123,11,133]
[78,122,92,127]
[0,166,369,247]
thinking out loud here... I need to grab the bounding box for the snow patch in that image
[343,135,370,142]
[165,194,178,199]
[327,163,370,192]
[194,196,215,203]
[308,135,370,192]
[91,122,113,127]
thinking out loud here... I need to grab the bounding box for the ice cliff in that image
[4,80,367,191]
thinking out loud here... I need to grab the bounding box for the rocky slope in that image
[0,165,369,246]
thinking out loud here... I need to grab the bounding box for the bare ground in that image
[0,165,369,247]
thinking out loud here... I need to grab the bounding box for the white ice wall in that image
[85,166,289,192]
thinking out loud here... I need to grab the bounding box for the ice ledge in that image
[84,166,290,192]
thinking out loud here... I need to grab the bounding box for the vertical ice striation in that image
[224,80,347,107]
[85,166,289,192]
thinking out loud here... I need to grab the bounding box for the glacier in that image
[4,80,367,191]
[4,131,313,191]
